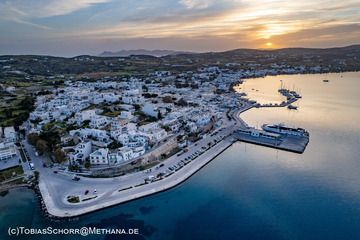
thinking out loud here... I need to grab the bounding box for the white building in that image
[75,109,97,124]
[69,141,92,164]
[139,122,159,132]
[132,146,146,158]
[119,147,133,161]
[152,129,167,142]
[4,127,16,143]
[116,133,129,145]
[90,115,108,129]
[186,122,198,133]
[142,103,158,118]
[90,148,109,165]
[0,145,17,160]
[108,152,124,165]
[120,111,133,119]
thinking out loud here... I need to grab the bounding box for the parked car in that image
[72,175,80,181]
[29,162,35,170]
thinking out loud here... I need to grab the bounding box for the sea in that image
[1,72,360,240]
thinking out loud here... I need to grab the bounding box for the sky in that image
[0,0,359,56]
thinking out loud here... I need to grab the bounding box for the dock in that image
[234,128,309,153]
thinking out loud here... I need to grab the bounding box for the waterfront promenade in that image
[40,136,235,217]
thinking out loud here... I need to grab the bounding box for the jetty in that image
[234,128,309,153]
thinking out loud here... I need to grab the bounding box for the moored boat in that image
[262,123,309,137]
[287,104,298,110]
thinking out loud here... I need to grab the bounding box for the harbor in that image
[36,104,310,218]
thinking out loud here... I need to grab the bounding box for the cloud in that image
[179,0,216,9]
[0,0,359,55]
[0,0,112,29]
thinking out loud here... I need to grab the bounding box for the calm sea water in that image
[1,72,360,240]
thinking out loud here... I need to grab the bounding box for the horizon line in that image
[1,44,359,58]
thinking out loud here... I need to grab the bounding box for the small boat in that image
[323,79,330,83]
[287,105,298,110]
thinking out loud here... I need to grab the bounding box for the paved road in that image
[31,103,254,217]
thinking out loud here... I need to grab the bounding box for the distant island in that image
[99,49,194,57]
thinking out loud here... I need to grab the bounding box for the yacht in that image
[262,123,309,137]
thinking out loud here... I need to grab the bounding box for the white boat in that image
[262,123,309,137]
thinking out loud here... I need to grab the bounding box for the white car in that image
[29,162,35,170]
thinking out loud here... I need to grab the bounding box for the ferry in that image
[262,123,309,137]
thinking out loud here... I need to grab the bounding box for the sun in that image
[266,42,273,47]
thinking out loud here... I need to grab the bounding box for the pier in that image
[234,128,309,153]
[256,88,301,108]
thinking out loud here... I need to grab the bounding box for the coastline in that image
[20,70,346,219]
[39,137,235,218]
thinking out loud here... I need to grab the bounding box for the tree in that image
[162,96,173,103]
[27,133,40,146]
[177,98,188,107]
[54,148,66,163]
[68,164,80,172]
[191,83,199,89]
[132,104,140,111]
[142,85,149,92]
[108,141,123,150]
[36,139,49,156]
[157,110,162,119]
[84,161,91,170]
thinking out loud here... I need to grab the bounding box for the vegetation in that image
[101,107,120,117]
[27,133,40,145]
[0,94,35,127]
[0,166,24,182]
[67,195,80,203]
[108,141,123,150]
[143,93,158,98]
[84,161,91,170]
[53,148,66,163]
[162,96,173,103]
[176,98,188,107]
[134,111,158,125]
[68,164,81,172]
[35,139,49,156]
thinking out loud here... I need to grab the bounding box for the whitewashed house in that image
[90,148,109,165]
[69,141,92,164]
[4,127,16,143]
[90,115,108,129]
[119,147,133,161]
[75,109,97,124]
[142,103,158,118]
[108,152,124,165]
[120,111,133,120]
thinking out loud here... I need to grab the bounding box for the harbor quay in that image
[234,130,309,154]
[40,137,236,217]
